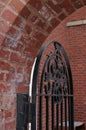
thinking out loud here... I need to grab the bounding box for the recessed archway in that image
[0,0,86,129]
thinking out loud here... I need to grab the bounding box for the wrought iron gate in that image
[17,41,74,130]
[29,41,74,130]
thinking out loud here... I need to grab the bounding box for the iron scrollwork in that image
[43,43,68,104]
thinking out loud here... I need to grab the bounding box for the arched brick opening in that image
[45,6,86,128]
[0,0,86,129]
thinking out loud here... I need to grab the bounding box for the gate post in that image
[16,93,29,130]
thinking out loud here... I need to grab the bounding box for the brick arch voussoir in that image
[0,0,86,59]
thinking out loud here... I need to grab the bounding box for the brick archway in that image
[0,0,86,129]
[0,0,86,55]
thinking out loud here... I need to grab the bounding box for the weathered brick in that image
[2,9,17,24]
[0,19,9,34]
[25,24,32,34]
[50,18,60,28]
[9,0,24,12]
[58,12,67,20]
[6,72,14,82]
[8,27,17,36]
[0,73,4,81]
[6,72,24,83]
[20,31,30,44]
[31,15,38,23]
[10,41,24,52]
[17,66,25,73]
[0,61,14,71]
[20,6,31,19]
[29,38,41,49]
[24,0,30,2]
[27,60,34,67]
[83,0,86,4]
[46,26,53,33]
[0,83,6,91]
[26,59,34,73]
[0,34,5,46]
[0,3,5,15]
[5,120,16,130]
[2,37,16,48]
[0,0,9,4]
[5,110,12,118]
[71,0,84,9]
[24,45,33,53]
[33,31,47,42]
[13,16,25,28]
[24,73,30,83]
[29,0,42,11]
[47,1,62,13]
[37,19,46,28]
[8,27,20,39]
[60,0,75,14]
[39,6,53,21]
[0,48,10,59]
[16,84,28,93]
[10,52,26,64]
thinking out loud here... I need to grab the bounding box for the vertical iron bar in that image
[46,97,49,130]
[68,96,71,130]
[39,96,42,130]
[70,96,74,130]
[52,97,54,130]
[56,105,59,130]
[64,97,67,130]
[60,102,63,130]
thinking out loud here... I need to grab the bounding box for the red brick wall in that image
[0,1,33,129]
[0,0,86,129]
[45,6,86,127]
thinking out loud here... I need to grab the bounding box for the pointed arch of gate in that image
[29,41,74,130]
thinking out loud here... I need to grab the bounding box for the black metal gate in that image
[17,41,74,130]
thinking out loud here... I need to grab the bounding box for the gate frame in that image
[31,41,74,130]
